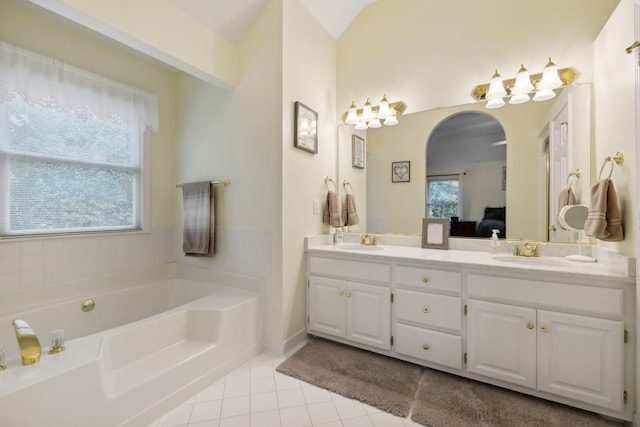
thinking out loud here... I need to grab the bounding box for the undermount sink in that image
[493,255,564,266]
[337,244,384,251]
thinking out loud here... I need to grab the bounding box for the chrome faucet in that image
[12,319,41,365]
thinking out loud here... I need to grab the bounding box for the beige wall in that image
[27,0,239,88]
[337,0,616,116]
[282,0,337,341]
[594,0,636,257]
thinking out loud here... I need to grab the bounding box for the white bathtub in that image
[0,265,264,426]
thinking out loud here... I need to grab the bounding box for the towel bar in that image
[324,177,337,192]
[343,180,354,194]
[597,152,624,180]
[566,169,581,187]
[175,179,231,188]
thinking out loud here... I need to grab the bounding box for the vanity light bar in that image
[340,101,407,123]
[471,67,579,101]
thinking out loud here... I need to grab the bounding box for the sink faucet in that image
[12,319,41,365]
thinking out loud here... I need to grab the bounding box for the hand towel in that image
[182,181,214,256]
[323,191,342,227]
[584,178,623,241]
[341,193,360,226]
[554,187,576,230]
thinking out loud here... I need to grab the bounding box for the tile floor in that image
[147,351,424,427]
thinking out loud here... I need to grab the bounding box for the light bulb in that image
[533,89,556,102]
[377,95,390,119]
[486,98,505,109]
[509,93,530,104]
[383,115,398,126]
[362,98,373,121]
[538,58,563,91]
[511,64,534,96]
[345,101,358,125]
[486,70,507,100]
[368,118,381,128]
[355,121,368,130]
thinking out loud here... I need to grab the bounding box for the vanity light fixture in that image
[471,58,578,109]
[342,95,407,129]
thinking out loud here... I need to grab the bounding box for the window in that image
[426,174,462,218]
[0,42,158,236]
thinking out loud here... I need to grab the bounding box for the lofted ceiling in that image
[166,0,378,43]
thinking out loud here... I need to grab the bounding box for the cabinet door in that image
[467,300,537,388]
[346,281,391,350]
[537,310,624,410]
[308,276,346,338]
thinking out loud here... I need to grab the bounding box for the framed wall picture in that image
[352,135,365,169]
[422,218,450,249]
[294,101,318,154]
[391,160,410,183]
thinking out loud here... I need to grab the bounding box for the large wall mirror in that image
[341,84,592,242]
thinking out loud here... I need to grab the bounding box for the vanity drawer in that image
[395,265,462,294]
[395,323,462,370]
[309,256,391,284]
[395,289,462,332]
[467,274,623,317]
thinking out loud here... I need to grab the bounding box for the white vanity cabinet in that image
[467,274,625,412]
[305,244,635,422]
[393,265,463,370]
[307,256,392,351]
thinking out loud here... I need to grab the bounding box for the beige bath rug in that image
[411,368,624,427]
[276,338,422,417]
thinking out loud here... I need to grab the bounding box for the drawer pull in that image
[527,322,534,330]
[422,277,429,283]
[422,307,430,314]
[346,291,352,298]
[338,290,344,296]
[423,344,430,350]
[541,325,549,333]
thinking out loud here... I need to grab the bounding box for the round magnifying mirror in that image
[558,204,596,262]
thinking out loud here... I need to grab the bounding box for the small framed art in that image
[392,161,410,183]
[422,218,449,249]
[294,101,318,154]
[352,135,365,169]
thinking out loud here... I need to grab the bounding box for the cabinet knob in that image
[527,322,534,330]
[338,290,344,296]
[423,307,430,314]
[423,344,430,350]
[346,291,352,298]
[541,325,549,333]
[422,277,429,283]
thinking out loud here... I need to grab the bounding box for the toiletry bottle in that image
[334,227,344,244]
[490,229,500,252]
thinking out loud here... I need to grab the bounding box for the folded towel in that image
[584,178,623,241]
[341,193,360,226]
[554,187,576,230]
[323,191,342,227]
[182,181,214,256]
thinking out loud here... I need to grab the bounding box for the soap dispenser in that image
[489,229,501,252]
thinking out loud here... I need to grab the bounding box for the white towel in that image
[182,181,214,256]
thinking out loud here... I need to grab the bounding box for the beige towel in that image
[341,193,360,226]
[182,181,214,256]
[323,191,342,227]
[584,178,623,241]
[554,187,576,230]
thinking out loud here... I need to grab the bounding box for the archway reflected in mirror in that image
[426,111,506,239]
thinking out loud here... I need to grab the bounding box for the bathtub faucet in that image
[12,319,41,365]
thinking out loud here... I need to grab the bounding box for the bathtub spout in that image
[12,319,41,365]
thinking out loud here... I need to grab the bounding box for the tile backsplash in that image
[0,225,174,292]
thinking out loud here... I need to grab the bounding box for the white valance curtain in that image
[0,41,159,132]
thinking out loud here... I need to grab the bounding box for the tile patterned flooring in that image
[147,351,424,427]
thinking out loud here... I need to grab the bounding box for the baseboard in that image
[268,328,308,357]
